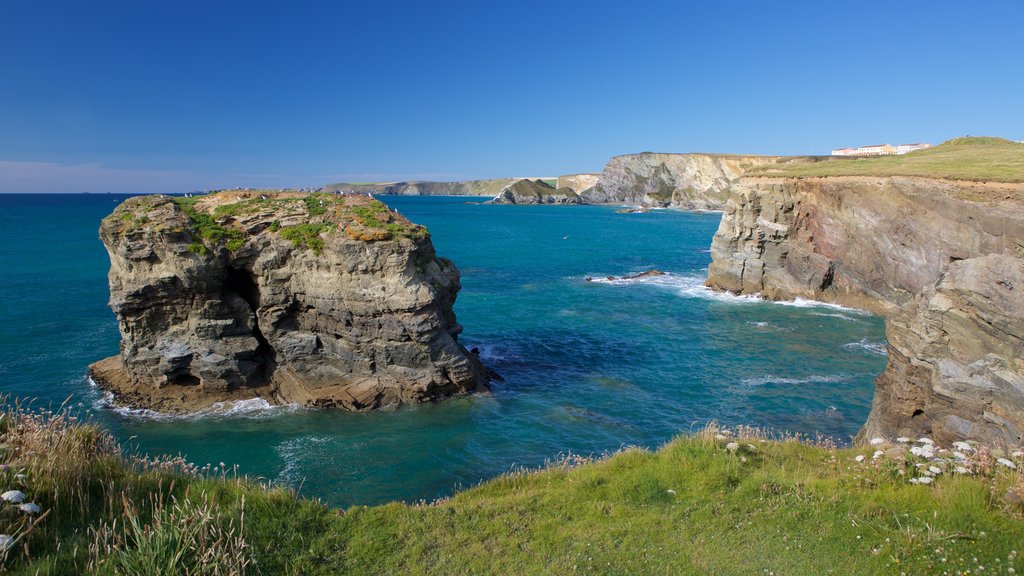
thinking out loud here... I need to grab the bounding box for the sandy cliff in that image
[90,191,489,413]
[706,176,1024,447]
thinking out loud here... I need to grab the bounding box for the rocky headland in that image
[90,191,489,413]
[704,138,1024,448]
[581,153,825,209]
[322,178,525,197]
[488,179,583,205]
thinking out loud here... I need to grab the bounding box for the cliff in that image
[322,178,523,197]
[90,191,489,413]
[706,171,1024,447]
[556,173,601,195]
[582,153,824,209]
[488,179,583,205]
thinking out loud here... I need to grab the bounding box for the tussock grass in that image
[748,136,1024,183]
[1,405,1022,574]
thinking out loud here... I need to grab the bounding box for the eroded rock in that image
[90,191,490,413]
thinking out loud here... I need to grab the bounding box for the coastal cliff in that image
[323,178,523,197]
[488,179,583,205]
[90,191,489,413]
[706,161,1024,446]
[583,153,822,209]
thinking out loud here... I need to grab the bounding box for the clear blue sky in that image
[2,1,1022,193]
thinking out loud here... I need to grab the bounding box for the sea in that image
[0,193,888,507]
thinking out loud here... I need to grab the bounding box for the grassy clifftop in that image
[748,137,1024,183]
[2,404,1023,575]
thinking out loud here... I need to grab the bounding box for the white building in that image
[831,142,931,156]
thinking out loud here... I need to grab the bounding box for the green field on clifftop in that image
[748,137,1024,183]
[4,405,1023,575]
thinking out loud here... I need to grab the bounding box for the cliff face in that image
[583,153,820,209]
[91,191,489,413]
[556,173,601,195]
[706,176,1024,447]
[322,179,522,197]
[488,179,583,205]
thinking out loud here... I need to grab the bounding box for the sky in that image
[1,1,1022,193]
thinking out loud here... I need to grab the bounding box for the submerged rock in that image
[90,191,490,413]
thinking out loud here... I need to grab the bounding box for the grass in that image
[2,402,1022,575]
[279,223,333,255]
[747,137,1024,183]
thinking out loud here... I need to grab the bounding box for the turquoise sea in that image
[0,194,887,507]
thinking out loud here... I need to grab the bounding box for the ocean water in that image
[0,194,887,507]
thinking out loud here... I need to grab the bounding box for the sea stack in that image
[89,191,490,413]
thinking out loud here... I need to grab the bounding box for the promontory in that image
[89,191,490,413]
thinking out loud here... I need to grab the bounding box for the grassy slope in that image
[747,137,1024,183]
[4,405,1022,575]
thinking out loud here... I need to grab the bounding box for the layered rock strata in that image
[583,153,822,209]
[706,176,1024,447]
[90,191,489,413]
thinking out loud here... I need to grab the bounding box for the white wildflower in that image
[714,434,727,441]
[910,446,934,458]
[917,476,933,484]
[909,478,920,484]
[854,455,866,462]
[666,489,676,496]
[1,490,25,504]
[952,441,975,452]
[869,437,886,445]
[918,437,934,445]
[18,502,40,515]
[955,466,969,474]
[746,444,758,451]
[873,450,885,459]
[928,466,942,475]
[953,451,969,461]
[897,437,911,443]
[1013,450,1023,458]
[996,458,1017,469]
[726,442,739,451]
[0,534,13,552]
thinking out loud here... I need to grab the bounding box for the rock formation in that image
[583,153,823,209]
[322,178,524,197]
[706,175,1024,447]
[488,179,583,205]
[556,173,601,196]
[90,191,490,413]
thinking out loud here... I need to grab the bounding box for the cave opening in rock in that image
[168,373,200,386]
[224,267,276,371]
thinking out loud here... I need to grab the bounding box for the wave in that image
[89,378,300,421]
[584,271,874,317]
[739,374,849,388]
[843,339,888,356]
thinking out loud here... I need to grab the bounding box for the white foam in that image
[89,378,299,421]
[740,374,849,388]
[585,271,874,315]
[843,339,888,356]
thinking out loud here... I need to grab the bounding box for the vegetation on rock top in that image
[747,137,1024,183]
[3,402,1022,575]
[164,191,428,255]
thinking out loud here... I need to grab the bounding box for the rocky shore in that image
[705,174,1024,448]
[90,191,489,413]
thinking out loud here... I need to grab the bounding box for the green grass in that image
[172,195,246,253]
[748,137,1024,183]
[278,223,333,255]
[3,403,1022,575]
